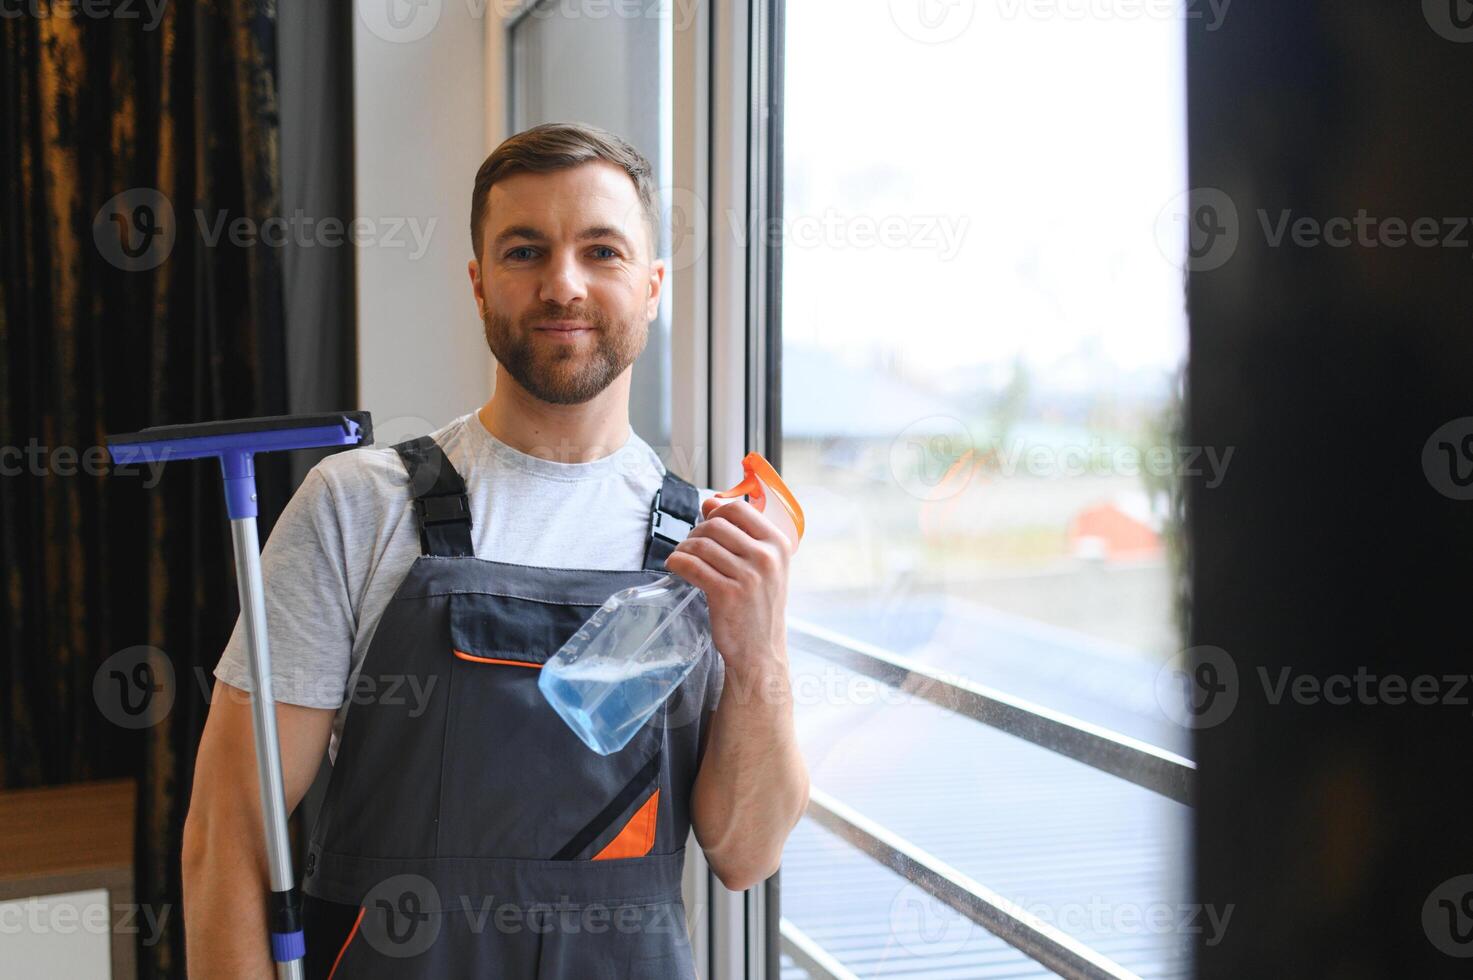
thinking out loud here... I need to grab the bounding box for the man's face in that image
[470,162,663,406]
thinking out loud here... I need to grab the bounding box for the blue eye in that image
[506,247,536,261]
[591,246,618,259]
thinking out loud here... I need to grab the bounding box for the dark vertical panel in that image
[1189,4,1473,976]
[278,0,358,486]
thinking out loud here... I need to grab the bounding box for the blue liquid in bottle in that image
[540,577,711,755]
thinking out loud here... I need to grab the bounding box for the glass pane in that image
[509,1,674,448]
[776,3,1193,977]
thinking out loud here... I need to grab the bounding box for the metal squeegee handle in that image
[106,412,374,979]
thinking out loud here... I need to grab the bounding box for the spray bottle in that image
[539,452,805,755]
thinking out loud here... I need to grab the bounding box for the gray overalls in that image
[300,435,712,978]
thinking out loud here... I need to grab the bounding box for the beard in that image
[482,303,647,405]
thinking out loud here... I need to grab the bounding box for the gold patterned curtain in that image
[1,3,292,976]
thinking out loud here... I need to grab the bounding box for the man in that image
[181,122,809,978]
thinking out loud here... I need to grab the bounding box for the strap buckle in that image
[415,493,471,527]
[650,489,693,544]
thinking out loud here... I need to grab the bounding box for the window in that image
[508,0,676,448]
[773,3,1194,976]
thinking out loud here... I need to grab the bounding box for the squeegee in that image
[107,412,374,980]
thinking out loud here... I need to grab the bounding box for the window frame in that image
[673,0,784,975]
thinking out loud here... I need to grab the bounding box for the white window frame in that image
[674,1,781,977]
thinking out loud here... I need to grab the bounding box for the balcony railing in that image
[778,618,1196,980]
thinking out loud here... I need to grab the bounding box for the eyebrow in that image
[491,225,634,253]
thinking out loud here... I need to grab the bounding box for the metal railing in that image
[779,618,1193,980]
[789,619,1195,805]
[779,918,863,980]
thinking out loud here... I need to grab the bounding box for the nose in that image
[537,247,588,309]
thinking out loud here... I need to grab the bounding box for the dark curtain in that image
[1,3,293,976]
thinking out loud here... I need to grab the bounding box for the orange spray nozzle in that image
[712,452,805,548]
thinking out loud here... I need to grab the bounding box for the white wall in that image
[353,0,491,443]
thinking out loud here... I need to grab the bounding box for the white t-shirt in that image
[214,410,723,761]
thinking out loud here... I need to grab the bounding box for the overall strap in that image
[393,436,475,558]
[643,469,700,571]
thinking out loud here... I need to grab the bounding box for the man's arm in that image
[181,683,335,979]
[689,649,809,891]
[668,496,810,892]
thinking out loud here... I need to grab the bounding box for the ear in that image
[468,258,486,317]
[645,257,666,322]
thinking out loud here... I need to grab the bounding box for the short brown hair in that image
[470,122,660,264]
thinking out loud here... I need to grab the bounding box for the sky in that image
[777,0,1190,383]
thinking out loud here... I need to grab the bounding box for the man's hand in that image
[664,495,792,670]
[668,495,809,892]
